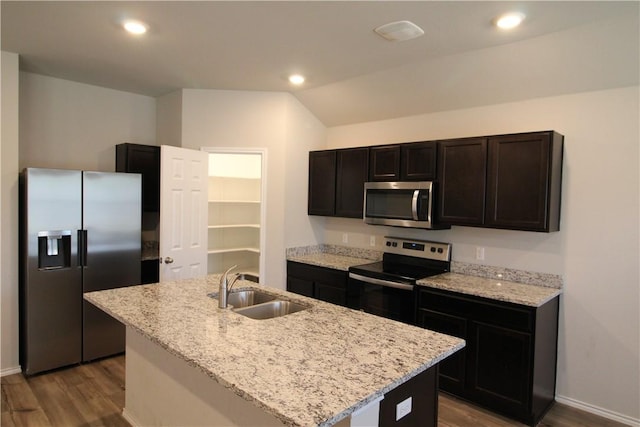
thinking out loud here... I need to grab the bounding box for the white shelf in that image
[208,200,260,204]
[208,247,260,254]
[208,224,260,229]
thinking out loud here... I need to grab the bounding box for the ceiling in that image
[2,1,638,126]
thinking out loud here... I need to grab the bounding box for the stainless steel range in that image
[347,236,451,325]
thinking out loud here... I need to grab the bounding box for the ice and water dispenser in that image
[37,230,72,269]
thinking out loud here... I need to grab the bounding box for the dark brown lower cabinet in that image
[378,364,438,427]
[286,261,348,306]
[416,288,559,426]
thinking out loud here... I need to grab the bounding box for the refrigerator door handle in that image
[77,229,88,267]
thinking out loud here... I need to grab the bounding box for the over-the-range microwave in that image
[363,181,448,229]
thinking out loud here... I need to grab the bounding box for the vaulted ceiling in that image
[2,1,638,126]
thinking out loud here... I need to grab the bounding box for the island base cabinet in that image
[124,327,286,427]
[378,365,438,427]
[124,326,439,427]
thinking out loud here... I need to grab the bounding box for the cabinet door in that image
[308,151,336,216]
[417,308,467,394]
[369,145,400,181]
[287,276,314,297]
[315,282,347,306]
[335,147,369,218]
[469,320,532,417]
[486,132,562,231]
[437,138,487,225]
[400,141,436,181]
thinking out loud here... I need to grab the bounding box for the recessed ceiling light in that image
[289,74,305,85]
[123,20,148,35]
[495,12,525,30]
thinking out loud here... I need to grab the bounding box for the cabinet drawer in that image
[418,289,533,332]
[287,261,347,287]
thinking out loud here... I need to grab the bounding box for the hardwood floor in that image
[1,355,629,427]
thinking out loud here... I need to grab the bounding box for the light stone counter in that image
[286,253,374,271]
[417,273,561,307]
[85,275,464,427]
[285,245,562,307]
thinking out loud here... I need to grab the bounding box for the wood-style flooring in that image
[1,355,629,427]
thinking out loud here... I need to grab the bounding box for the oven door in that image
[348,272,416,325]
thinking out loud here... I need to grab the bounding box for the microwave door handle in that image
[349,273,414,291]
[411,190,420,220]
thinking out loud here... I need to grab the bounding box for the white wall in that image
[19,72,157,171]
[180,89,326,288]
[326,86,640,424]
[0,72,157,373]
[1,51,21,374]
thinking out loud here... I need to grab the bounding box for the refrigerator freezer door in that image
[82,171,141,361]
[21,168,83,375]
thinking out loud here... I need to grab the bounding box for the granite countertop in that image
[84,275,464,427]
[286,250,561,307]
[417,273,561,307]
[287,253,373,271]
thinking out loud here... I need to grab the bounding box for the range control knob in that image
[430,247,436,252]
[386,241,392,247]
[392,242,398,247]
[437,248,443,253]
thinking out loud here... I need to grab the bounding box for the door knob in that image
[164,257,174,264]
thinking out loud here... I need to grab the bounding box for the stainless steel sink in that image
[227,290,276,308]
[233,300,309,320]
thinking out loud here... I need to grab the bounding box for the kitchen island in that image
[85,274,464,427]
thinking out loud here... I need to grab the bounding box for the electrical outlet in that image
[396,396,412,421]
[342,233,348,244]
[370,236,376,246]
[476,246,485,260]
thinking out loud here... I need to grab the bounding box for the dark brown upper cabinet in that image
[485,131,563,232]
[308,150,336,216]
[308,147,369,218]
[369,145,400,181]
[437,131,563,232]
[335,147,369,218]
[437,138,488,226]
[369,142,436,181]
[400,141,437,181]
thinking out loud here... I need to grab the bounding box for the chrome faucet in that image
[218,265,240,309]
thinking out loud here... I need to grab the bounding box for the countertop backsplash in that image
[451,261,563,289]
[286,244,382,261]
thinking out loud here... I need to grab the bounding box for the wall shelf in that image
[208,247,260,254]
[208,224,260,229]
[207,172,261,275]
[209,200,260,204]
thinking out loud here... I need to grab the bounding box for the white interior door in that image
[160,145,208,281]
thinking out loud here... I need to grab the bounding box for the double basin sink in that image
[212,289,309,320]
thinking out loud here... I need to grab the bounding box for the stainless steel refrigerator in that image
[20,168,141,375]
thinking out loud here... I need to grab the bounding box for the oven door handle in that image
[349,273,414,291]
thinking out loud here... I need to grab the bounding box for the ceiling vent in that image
[374,20,424,42]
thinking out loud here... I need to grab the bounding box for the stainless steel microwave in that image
[364,181,442,229]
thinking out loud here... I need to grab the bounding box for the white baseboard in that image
[0,365,22,377]
[556,394,640,427]
[122,408,142,427]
